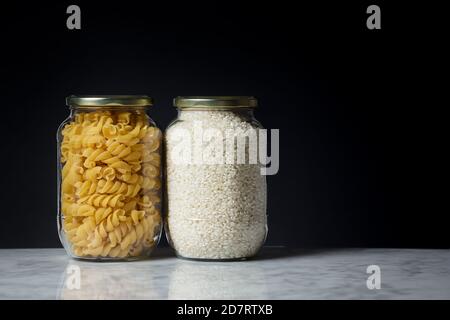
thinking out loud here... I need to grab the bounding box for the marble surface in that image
[0,248,449,299]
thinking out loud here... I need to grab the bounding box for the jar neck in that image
[69,106,149,116]
[177,107,255,121]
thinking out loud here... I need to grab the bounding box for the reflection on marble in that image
[58,261,164,299]
[168,261,269,299]
[0,248,449,299]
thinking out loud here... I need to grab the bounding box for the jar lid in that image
[66,95,153,108]
[173,96,257,108]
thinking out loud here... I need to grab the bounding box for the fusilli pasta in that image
[59,110,162,259]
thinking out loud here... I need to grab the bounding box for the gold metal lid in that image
[66,95,153,108]
[173,96,257,108]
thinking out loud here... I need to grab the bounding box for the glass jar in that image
[57,95,163,261]
[165,96,268,261]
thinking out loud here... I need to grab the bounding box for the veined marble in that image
[0,248,449,299]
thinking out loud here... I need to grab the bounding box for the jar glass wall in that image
[164,96,268,261]
[57,95,162,261]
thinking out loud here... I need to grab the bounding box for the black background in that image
[0,1,446,248]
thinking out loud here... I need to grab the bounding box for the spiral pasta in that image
[60,110,162,259]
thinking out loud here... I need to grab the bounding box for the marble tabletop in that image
[0,248,449,300]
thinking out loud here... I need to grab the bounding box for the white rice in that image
[165,110,267,259]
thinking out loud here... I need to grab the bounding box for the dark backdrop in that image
[0,1,446,248]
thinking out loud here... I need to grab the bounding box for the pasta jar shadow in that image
[57,95,163,261]
[164,96,268,261]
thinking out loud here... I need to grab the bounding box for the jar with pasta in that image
[57,95,162,260]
